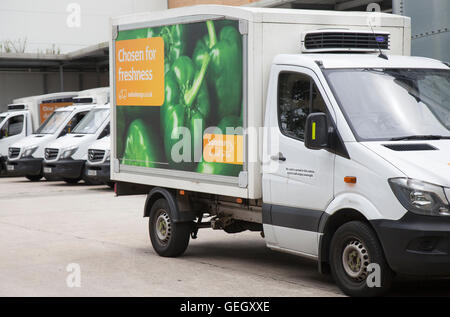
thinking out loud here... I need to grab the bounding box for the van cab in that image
[0,105,30,172]
[84,135,112,187]
[43,104,110,184]
[0,92,77,174]
[262,54,450,295]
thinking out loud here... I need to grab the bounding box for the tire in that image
[149,198,192,257]
[329,221,394,297]
[107,182,115,189]
[64,178,80,184]
[83,178,100,185]
[26,175,42,182]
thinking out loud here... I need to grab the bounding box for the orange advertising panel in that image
[39,102,73,124]
[203,133,244,165]
[115,37,165,106]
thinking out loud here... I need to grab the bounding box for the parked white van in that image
[110,6,450,296]
[42,104,110,184]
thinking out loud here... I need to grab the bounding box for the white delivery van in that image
[6,87,109,181]
[110,6,450,296]
[0,92,77,173]
[43,104,110,184]
[84,135,113,187]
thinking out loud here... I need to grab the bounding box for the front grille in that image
[88,149,105,163]
[8,147,20,159]
[45,148,59,160]
[304,31,390,51]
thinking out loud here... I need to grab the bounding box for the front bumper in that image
[6,157,43,176]
[372,212,450,276]
[43,159,85,180]
[84,161,110,184]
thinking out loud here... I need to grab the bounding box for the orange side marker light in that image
[344,176,357,184]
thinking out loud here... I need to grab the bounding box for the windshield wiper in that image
[390,135,450,141]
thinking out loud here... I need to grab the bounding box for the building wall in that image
[0,72,108,112]
[0,0,168,54]
[168,0,258,8]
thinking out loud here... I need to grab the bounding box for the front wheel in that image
[329,221,394,297]
[149,198,192,257]
[26,174,42,182]
[63,178,80,184]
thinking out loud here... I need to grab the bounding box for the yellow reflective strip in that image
[312,122,316,140]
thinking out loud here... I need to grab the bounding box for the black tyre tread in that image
[63,178,80,184]
[329,221,393,297]
[26,175,42,182]
[149,198,192,257]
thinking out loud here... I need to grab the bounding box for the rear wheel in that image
[26,174,42,182]
[329,221,394,297]
[149,198,192,257]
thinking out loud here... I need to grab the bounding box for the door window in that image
[60,111,89,136]
[0,115,24,137]
[278,72,327,141]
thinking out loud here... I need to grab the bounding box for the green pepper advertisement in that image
[115,19,244,177]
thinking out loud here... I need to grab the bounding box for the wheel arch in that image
[144,187,199,223]
[318,208,374,274]
[318,192,386,274]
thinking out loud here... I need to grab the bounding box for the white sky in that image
[0,0,168,54]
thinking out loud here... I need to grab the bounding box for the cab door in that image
[0,114,26,152]
[263,65,335,258]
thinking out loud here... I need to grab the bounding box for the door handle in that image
[270,152,286,161]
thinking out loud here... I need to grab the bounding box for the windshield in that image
[35,111,71,134]
[324,68,450,141]
[72,108,109,134]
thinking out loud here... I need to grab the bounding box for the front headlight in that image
[22,146,38,158]
[105,150,110,161]
[389,178,450,216]
[60,146,78,159]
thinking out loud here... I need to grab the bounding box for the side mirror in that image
[304,113,329,150]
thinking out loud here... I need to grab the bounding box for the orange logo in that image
[115,37,164,106]
[39,102,72,124]
[203,133,243,165]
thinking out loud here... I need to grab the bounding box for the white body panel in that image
[110,5,411,199]
[74,87,110,106]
